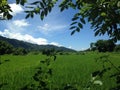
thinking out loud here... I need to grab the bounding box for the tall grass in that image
[0,52,120,90]
[0,54,43,90]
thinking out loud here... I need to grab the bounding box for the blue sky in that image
[0,1,111,51]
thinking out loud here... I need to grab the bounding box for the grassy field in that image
[0,52,120,90]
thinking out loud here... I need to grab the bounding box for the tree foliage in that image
[0,0,13,20]
[90,39,116,52]
[0,0,120,41]
[0,1,120,89]
[89,54,120,90]
[95,39,116,52]
[0,40,13,55]
[114,44,120,52]
[12,47,28,55]
[0,40,28,55]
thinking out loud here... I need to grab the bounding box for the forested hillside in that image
[0,36,76,52]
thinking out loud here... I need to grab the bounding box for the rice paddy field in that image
[0,52,120,90]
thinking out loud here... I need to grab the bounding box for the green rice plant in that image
[0,52,120,90]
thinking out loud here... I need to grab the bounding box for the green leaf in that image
[80,18,86,24]
[30,12,34,18]
[52,0,58,4]
[44,8,48,16]
[70,22,77,25]
[30,1,40,5]
[76,27,80,32]
[71,30,76,35]
[65,5,68,9]
[16,0,20,4]
[100,12,107,17]
[69,2,76,9]
[25,6,34,8]
[48,6,52,12]
[41,11,44,20]
[60,7,65,12]
[34,7,40,14]
[107,29,112,35]
[74,13,81,17]
[78,23,83,28]
[69,26,76,30]
[72,17,79,21]
[20,0,27,6]
[7,14,13,20]
[25,14,30,19]
[25,11,30,13]
[3,12,7,17]
[40,2,44,8]
[42,0,46,6]
[95,30,100,36]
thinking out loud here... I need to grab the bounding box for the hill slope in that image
[0,36,76,52]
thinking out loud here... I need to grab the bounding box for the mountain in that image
[0,36,76,52]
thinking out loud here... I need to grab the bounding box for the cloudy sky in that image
[0,1,111,51]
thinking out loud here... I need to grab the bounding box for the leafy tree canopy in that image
[0,40,13,55]
[90,39,116,52]
[114,44,120,52]
[0,0,120,41]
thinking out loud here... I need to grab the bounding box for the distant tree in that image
[13,47,28,55]
[114,44,120,52]
[95,39,116,52]
[0,0,120,42]
[42,48,55,56]
[95,40,107,52]
[105,40,116,52]
[0,0,120,89]
[0,40,13,55]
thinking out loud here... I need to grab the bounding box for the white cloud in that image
[50,42,62,47]
[23,34,48,45]
[37,23,67,34]
[68,46,72,49]
[13,19,29,27]
[0,29,62,46]
[9,3,23,15]
[0,29,47,45]
[6,19,29,33]
[38,23,50,31]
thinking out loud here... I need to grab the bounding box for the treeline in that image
[1,39,120,55]
[0,40,28,55]
[0,40,69,55]
[90,39,120,52]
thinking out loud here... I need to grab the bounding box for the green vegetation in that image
[0,0,120,90]
[0,36,120,89]
[0,40,28,55]
[0,40,13,55]
[90,39,116,52]
[0,0,120,89]
[0,52,120,90]
[0,36,76,54]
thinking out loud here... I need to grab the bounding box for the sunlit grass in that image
[0,52,120,90]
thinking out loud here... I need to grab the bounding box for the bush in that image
[13,48,28,55]
[114,44,120,52]
[0,40,13,55]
